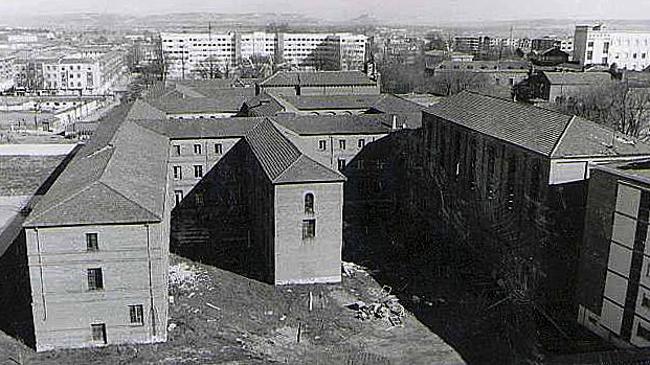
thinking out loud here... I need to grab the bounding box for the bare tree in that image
[554,81,650,138]
[429,71,492,96]
[192,56,224,80]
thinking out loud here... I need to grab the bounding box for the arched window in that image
[304,193,314,214]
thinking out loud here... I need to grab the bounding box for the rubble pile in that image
[346,285,405,326]
[169,262,207,292]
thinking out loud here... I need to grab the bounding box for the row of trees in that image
[554,81,650,138]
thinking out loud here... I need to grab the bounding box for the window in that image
[318,140,327,150]
[587,41,594,48]
[86,233,98,251]
[173,166,182,180]
[194,165,203,178]
[339,139,346,150]
[337,159,346,171]
[193,144,202,155]
[214,143,222,155]
[173,145,181,156]
[587,51,593,60]
[643,294,650,309]
[358,139,365,148]
[174,190,184,205]
[603,42,609,53]
[302,219,316,239]
[195,192,204,207]
[602,57,608,65]
[87,268,104,291]
[129,304,144,325]
[91,323,107,344]
[638,324,650,341]
[305,193,314,214]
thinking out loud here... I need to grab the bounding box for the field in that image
[0,255,464,364]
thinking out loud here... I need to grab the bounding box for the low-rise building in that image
[422,91,650,321]
[524,71,613,102]
[256,70,380,96]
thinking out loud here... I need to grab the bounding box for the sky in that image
[3,0,650,23]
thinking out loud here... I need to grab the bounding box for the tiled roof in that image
[125,99,167,120]
[259,71,377,87]
[148,95,249,114]
[425,91,650,158]
[276,94,424,113]
[425,91,572,156]
[271,114,392,136]
[543,71,612,85]
[24,104,169,227]
[552,117,650,158]
[135,117,264,139]
[244,119,345,184]
[242,93,285,117]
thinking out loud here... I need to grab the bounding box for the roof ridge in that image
[272,153,306,183]
[550,115,576,158]
[98,181,162,220]
[24,183,97,225]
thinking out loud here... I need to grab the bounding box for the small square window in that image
[358,139,365,148]
[339,139,346,150]
[214,143,223,154]
[318,140,327,150]
[86,233,98,251]
[193,144,202,155]
[87,268,104,291]
[638,324,650,341]
[173,145,181,156]
[173,166,182,180]
[643,294,650,308]
[91,323,107,343]
[195,192,204,207]
[129,304,144,325]
[302,219,316,240]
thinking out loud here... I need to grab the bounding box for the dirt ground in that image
[0,255,464,365]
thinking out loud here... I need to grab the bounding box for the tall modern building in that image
[161,31,367,80]
[574,24,650,71]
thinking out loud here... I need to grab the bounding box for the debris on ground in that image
[346,285,405,326]
[342,261,369,278]
[169,262,207,292]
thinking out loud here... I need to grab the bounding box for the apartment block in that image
[575,24,650,71]
[161,32,367,79]
[0,51,14,91]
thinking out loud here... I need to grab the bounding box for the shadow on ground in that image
[342,216,613,365]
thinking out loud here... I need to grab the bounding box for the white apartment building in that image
[0,52,15,92]
[575,24,650,71]
[161,31,367,79]
[16,48,127,96]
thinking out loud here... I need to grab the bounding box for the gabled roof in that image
[425,91,650,158]
[259,70,377,87]
[275,94,425,113]
[543,71,612,85]
[125,99,167,120]
[271,114,392,136]
[135,117,264,139]
[244,119,345,184]
[24,104,169,227]
[148,95,250,114]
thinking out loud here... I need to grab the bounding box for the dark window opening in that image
[302,219,316,240]
[86,233,98,251]
[91,323,107,343]
[129,304,144,325]
[87,268,104,291]
[305,193,314,214]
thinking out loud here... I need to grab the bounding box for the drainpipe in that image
[145,224,157,339]
[35,228,47,320]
